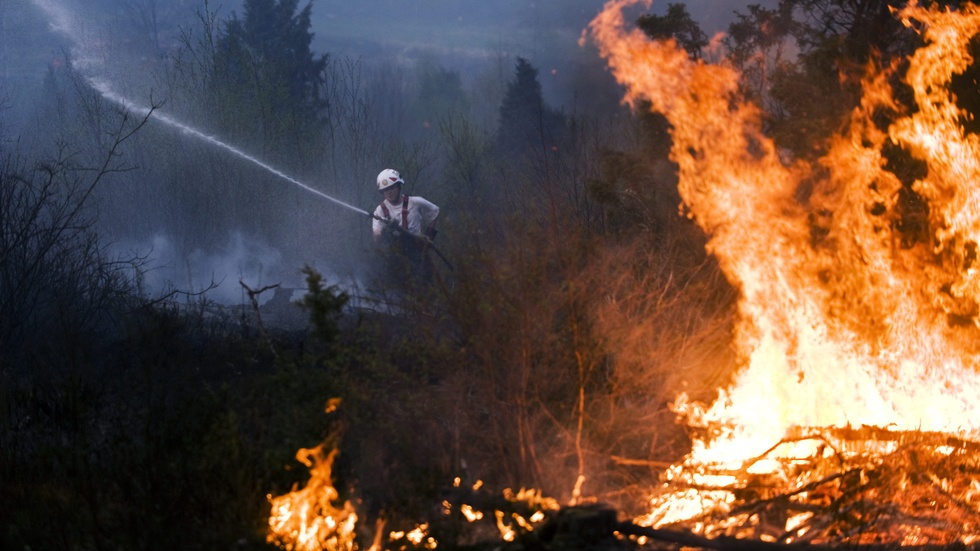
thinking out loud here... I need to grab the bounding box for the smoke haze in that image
[1,0,775,304]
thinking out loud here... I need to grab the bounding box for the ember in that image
[586,0,980,545]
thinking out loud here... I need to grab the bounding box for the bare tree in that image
[0,103,153,365]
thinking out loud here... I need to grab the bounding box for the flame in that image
[587,0,980,531]
[267,444,358,551]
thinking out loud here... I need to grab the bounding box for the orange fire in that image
[587,0,980,537]
[267,444,358,551]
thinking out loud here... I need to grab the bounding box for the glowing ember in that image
[460,504,483,522]
[267,444,358,551]
[389,523,437,549]
[487,488,561,540]
[586,0,980,542]
[494,510,517,542]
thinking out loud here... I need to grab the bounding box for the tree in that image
[409,60,469,138]
[0,104,152,366]
[724,2,797,115]
[727,0,971,159]
[495,57,566,160]
[584,3,711,241]
[214,0,328,154]
[636,3,707,59]
[789,0,934,63]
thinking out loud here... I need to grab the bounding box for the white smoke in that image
[114,231,286,305]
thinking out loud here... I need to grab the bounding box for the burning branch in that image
[643,427,980,546]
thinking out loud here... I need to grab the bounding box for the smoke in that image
[9,0,778,311]
[113,231,289,305]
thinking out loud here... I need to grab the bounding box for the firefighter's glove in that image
[424,226,438,240]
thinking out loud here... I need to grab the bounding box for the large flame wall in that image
[588,0,980,466]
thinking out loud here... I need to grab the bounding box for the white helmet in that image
[377,168,404,192]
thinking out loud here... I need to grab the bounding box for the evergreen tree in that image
[586,8,705,239]
[734,0,958,159]
[494,57,566,159]
[636,3,707,59]
[214,0,328,153]
[409,61,468,137]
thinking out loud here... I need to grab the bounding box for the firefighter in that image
[371,169,440,284]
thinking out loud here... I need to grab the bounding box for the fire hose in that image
[368,212,455,272]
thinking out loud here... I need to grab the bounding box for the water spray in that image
[30,0,454,271]
[33,0,369,218]
[101,91,371,219]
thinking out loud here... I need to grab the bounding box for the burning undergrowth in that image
[270,1,980,549]
[645,426,980,545]
[585,0,980,546]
